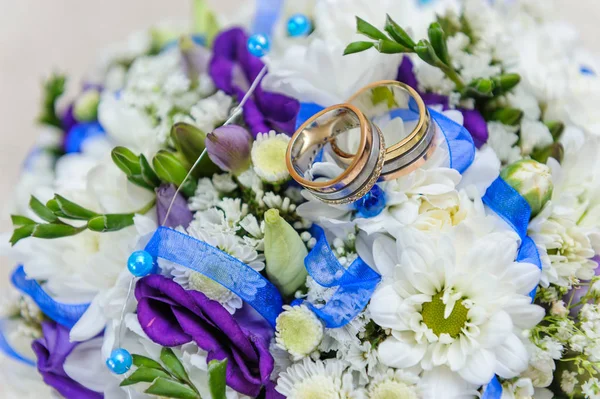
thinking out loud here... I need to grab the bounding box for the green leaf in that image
[546,121,565,141]
[532,142,564,164]
[139,154,161,188]
[489,108,523,126]
[144,378,199,399]
[414,39,441,67]
[343,41,374,55]
[160,348,190,383]
[428,22,450,66]
[30,196,59,223]
[10,224,35,246]
[31,223,83,239]
[120,367,171,387]
[374,39,411,54]
[111,147,141,176]
[37,73,66,129]
[153,151,189,185]
[153,151,197,197]
[132,354,165,370]
[492,73,521,94]
[171,123,219,178]
[464,78,495,98]
[11,215,36,226]
[52,195,98,220]
[355,17,388,41]
[384,14,416,49]
[208,359,228,399]
[87,214,135,232]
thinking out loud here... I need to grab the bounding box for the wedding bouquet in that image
[2,0,600,398]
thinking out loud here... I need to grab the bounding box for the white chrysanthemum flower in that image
[251,131,291,183]
[519,120,553,156]
[367,368,420,399]
[345,341,379,383]
[368,225,545,388]
[487,121,521,164]
[188,90,233,134]
[276,358,361,399]
[188,177,221,211]
[166,263,243,314]
[185,223,265,271]
[529,207,597,287]
[275,305,324,360]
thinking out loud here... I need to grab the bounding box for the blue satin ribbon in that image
[252,0,284,35]
[302,226,381,328]
[144,227,284,328]
[11,266,89,329]
[481,178,543,397]
[481,376,503,399]
[0,319,36,366]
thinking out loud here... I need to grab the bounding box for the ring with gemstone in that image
[286,104,385,204]
[345,80,436,180]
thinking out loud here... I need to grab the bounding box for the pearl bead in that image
[247,34,270,58]
[127,250,155,277]
[106,348,133,375]
[354,185,386,218]
[287,14,312,37]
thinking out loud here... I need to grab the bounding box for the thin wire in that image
[115,277,135,349]
[161,65,269,226]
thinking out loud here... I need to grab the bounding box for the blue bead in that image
[65,122,105,153]
[287,14,312,37]
[247,34,270,58]
[127,250,156,277]
[106,348,132,375]
[581,65,596,76]
[354,185,386,218]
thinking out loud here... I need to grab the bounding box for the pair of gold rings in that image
[286,81,436,204]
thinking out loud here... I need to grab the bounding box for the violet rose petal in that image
[155,184,193,229]
[136,275,276,396]
[32,321,102,399]
[461,108,489,148]
[210,28,299,136]
[397,56,419,90]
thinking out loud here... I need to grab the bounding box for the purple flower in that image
[135,275,280,398]
[180,35,212,82]
[567,256,600,317]
[397,57,489,148]
[205,125,252,174]
[32,321,102,399]
[155,184,194,228]
[209,28,300,136]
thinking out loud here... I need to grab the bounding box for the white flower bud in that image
[500,159,553,217]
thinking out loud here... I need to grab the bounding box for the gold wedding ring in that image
[286,81,436,204]
[286,104,385,204]
[346,80,436,181]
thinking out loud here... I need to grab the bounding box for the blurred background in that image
[0,0,598,287]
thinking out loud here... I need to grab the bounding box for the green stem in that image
[134,198,157,215]
[440,64,466,90]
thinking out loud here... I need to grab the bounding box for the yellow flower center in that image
[188,272,232,302]
[254,139,288,175]
[276,307,323,358]
[295,376,342,399]
[421,292,468,338]
[369,380,419,399]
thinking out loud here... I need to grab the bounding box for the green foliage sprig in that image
[344,15,521,99]
[37,73,67,129]
[10,194,155,246]
[121,348,228,399]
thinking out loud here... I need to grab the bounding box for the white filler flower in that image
[276,358,361,399]
[368,224,545,390]
[275,305,324,360]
